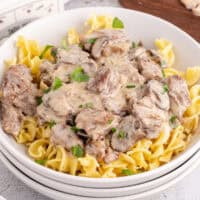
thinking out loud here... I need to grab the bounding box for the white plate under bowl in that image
[0,7,200,188]
[1,149,200,200]
[1,143,200,198]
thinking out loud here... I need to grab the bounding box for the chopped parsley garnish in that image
[71,67,89,82]
[71,145,84,158]
[107,119,113,124]
[87,38,97,44]
[44,88,51,94]
[121,169,134,176]
[39,45,54,59]
[52,77,63,90]
[79,44,84,49]
[126,84,136,89]
[79,102,94,109]
[162,84,169,94]
[132,42,137,48]
[35,159,46,165]
[161,60,167,67]
[169,115,177,124]
[112,17,124,29]
[48,120,56,128]
[118,130,126,139]
[71,126,81,133]
[51,47,57,57]
[36,96,43,105]
[61,38,67,49]
[111,128,117,133]
[162,69,166,78]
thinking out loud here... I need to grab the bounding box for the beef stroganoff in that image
[1,15,200,178]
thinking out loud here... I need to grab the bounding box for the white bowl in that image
[0,7,200,188]
[1,143,200,198]
[1,149,200,200]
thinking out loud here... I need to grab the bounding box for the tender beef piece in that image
[53,63,75,83]
[75,108,120,140]
[137,57,162,81]
[124,86,145,112]
[50,124,83,150]
[129,47,164,67]
[1,65,38,115]
[56,45,98,77]
[56,45,89,64]
[40,47,98,87]
[87,66,121,95]
[129,46,147,62]
[82,29,131,59]
[1,65,38,136]
[40,60,57,87]
[167,75,191,119]
[98,55,145,86]
[85,136,119,163]
[101,89,127,115]
[111,115,145,152]
[85,136,106,161]
[37,83,103,124]
[40,61,76,86]
[92,37,108,59]
[133,97,167,139]
[145,80,170,111]
[1,104,22,137]
[129,46,163,81]
[104,147,119,163]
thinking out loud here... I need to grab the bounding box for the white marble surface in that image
[0,0,200,200]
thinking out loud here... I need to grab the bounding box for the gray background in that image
[0,0,200,200]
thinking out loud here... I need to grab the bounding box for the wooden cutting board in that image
[120,0,200,42]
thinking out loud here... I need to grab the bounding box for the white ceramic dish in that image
[1,143,200,198]
[1,149,200,200]
[0,7,199,188]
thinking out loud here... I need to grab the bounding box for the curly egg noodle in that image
[7,15,200,178]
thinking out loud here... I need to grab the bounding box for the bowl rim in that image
[1,142,200,197]
[0,6,199,184]
[1,146,200,199]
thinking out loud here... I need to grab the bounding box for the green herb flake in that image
[71,145,84,158]
[85,102,93,108]
[162,69,166,78]
[48,120,56,128]
[44,88,51,94]
[112,17,124,29]
[71,126,81,133]
[61,38,67,49]
[36,96,43,105]
[87,38,97,44]
[107,119,113,124]
[71,67,89,82]
[169,115,177,124]
[111,128,117,133]
[126,84,136,89]
[79,44,84,49]
[132,42,137,48]
[52,77,63,90]
[51,47,57,57]
[79,102,93,109]
[162,84,169,94]
[35,159,46,165]
[39,45,54,59]
[121,169,134,176]
[161,60,167,67]
[118,130,126,139]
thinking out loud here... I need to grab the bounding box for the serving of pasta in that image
[1,14,200,178]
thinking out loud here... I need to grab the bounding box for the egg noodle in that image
[6,15,200,178]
